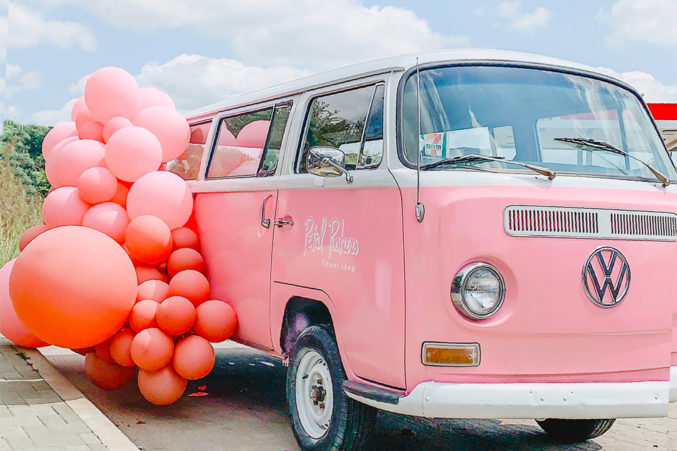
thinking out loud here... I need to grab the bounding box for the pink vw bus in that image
[171,50,676,449]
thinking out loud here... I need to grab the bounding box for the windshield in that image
[400,65,676,181]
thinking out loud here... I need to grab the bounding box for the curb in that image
[22,347,139,451]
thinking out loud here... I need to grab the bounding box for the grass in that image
[0,142,44,267]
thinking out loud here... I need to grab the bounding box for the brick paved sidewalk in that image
[0,336,108,450]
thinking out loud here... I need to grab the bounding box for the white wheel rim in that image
[295,349,333,439]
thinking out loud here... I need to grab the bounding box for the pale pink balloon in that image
[78,167,118,204]
[42,122,78,157]
[53,139,106,187]
[75,107,95,130]
[71,97,87,122]
[236,120,270,148]
[102,117,133,143]
[0,259,48,348]
[138,87,175,110]
[85,67,140,123]
[45,136,79,187]
[217,127,237,146]
[42,187,90,228]
[78,121,104,142]
[127,171,193,230]
[82,202,129,243]
[105,126,162,182]
[134,106,190,162]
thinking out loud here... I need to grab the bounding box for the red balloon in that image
[236,120,270,148]
[156,296,195,335]
[128,299,159,333]
[72,347,94,356]
[105,126,162,182]
[78,167,118,204]
[85,67,140,123]
[102,116,133,143]
[135,264,169,284]
[85,352,136,390]
[19,224,48,251]
[42,187,89,228]
[9,226,137,348]
[138,87,175,110]
[127,171,193,230]
[126,215,173,265]
[172,335,215,380]
[0,260,48,348]
[95,339,114,363]
[194,300,237,343]
[168,270,210,307]
[138,365,186,406]
[167,248,205,278]
[130,328,174,371]
[134,106,190,162]
[78,121,104,142]
[42,122,78,158]
[109,327,136,367]
[171,227,199,251]
[82,202,129,243]
[137,280,170,303]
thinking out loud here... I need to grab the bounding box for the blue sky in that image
[3,0,677,126]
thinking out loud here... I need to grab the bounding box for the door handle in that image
[275,215,294,228]
[261,194,273,228]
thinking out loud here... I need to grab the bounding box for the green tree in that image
[0,120,51,196]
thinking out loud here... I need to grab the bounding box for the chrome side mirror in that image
[307,146,353,184]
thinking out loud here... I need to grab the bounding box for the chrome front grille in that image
[504,206,677,241]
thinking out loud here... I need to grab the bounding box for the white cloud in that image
[596,67,677,102]
[7,3,95,50]
[34,0,468,69]
[4,63,42,97]
[602,0,677,47]
[497,1,553,31]
[31,99,74,126]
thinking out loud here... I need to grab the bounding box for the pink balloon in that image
[236,120,270,148]
[78,167,118,204]
[105,126,162,182]
[52,139,105,187]
[134,107,190,162]
[0,259,48,348]
[42,187,90,228]
[82,202,129,243]
[138,87,175,110]
[102,117,133,143]
[127,172,193,229]
[85,67,140,123]
[78,121,104,142]
[71,97,87,122]
[45,136,79,187]
[217,127,237,146]
[75,107,95,130]
[42,122,78,157]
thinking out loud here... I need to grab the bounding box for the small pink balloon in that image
[236,120,270,149]
[102,117,133,143]
[75,107,95,130]
[127,171,193,230]
[0,259,48,348]
[217,127,237,146]
[42,187,90,228]
[134,106,190,162]
[45,136,79,187]
[105,126,162,182]
[52,139,105,187]
[82,202,129,243]
[85,66,140,123]
[42,122,78,157]
[138,87,175,110]
[78,121,104,142]
[71,97,87,122]
[78,167,118,204]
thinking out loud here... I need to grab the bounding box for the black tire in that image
[286,325,376,450]
[536,418,616,441]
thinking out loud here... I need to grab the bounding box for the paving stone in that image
[5,434,34,449]
[0,438,10,451]
[65,446,92,451]
[0,405,10,417]
[52,404,85,425]
[86,444,108,451]
[76,433,100,446]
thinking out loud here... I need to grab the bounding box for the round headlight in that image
[451,263,505,319]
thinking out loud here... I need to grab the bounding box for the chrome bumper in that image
[345,381,669,419]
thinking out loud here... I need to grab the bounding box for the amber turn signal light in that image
[422,342,480,367]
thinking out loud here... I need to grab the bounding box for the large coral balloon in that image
[42,122,78,158]
[172,335,215,380]
[9,227,137,348]
[138,365,186,406]
[0,260,47,348]
[130,328,174,371]
[105,126,163,182]
[85,353,136,390]
[42,187,89,228]
[134,106,190,162]
[125,215,173,265]
[194,300,237,342]
[84,67,140,123]
[127,171,193,230]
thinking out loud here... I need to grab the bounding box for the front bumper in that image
[670,366,677,402]
[346,381,669,419]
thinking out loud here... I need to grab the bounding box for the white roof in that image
[186,48,624,120]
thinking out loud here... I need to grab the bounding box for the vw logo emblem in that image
[582,246,631,308]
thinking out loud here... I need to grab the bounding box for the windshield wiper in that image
[554,137,670,187]
[421,154,556,180]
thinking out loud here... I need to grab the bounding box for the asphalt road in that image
[41,344,677,450]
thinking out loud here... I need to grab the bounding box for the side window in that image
[207,108,273,178]
[258,103,292,176]
[166,121,211,180]
[298,84,384,173]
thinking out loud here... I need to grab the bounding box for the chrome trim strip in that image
[504,205,677,241]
